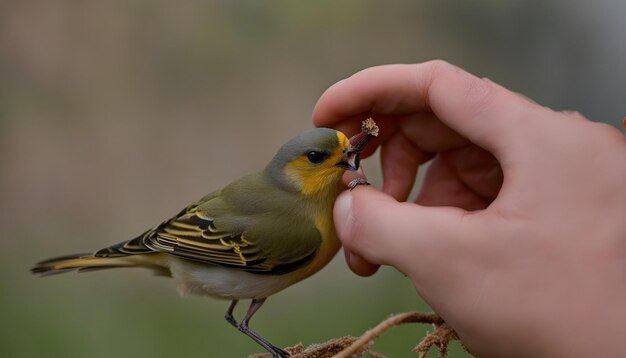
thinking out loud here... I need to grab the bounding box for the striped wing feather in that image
[96,199,319,275]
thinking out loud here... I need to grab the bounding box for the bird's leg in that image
[224,299,239,327]
[238,298,290,357]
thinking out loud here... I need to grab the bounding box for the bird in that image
[31,124,377,357]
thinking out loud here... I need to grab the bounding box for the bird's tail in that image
[31,253,138,276]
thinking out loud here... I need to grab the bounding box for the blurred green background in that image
[1,1,624,357]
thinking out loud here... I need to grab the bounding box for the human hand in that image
[313,61,626,357]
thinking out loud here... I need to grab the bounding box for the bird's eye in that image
[306,151,328,164]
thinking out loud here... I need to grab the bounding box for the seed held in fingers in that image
[349,118,379,153]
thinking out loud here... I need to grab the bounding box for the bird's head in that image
[266,128,360,196]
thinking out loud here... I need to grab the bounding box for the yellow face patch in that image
[336,131,350,150]
[285,131,351,196]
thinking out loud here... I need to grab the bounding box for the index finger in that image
[313,61,540,158]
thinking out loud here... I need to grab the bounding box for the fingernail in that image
[334,191,353,240]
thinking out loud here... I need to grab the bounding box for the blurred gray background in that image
[1,1,624,357]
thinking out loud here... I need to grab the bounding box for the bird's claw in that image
[348,178,370,191]
[271,346,290,357]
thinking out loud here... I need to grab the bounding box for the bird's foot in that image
[268,345,290,357]
[348,178,370,191]
[225,314,238,328]
[238,323,290,357]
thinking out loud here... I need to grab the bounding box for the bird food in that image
[349,117,379,153]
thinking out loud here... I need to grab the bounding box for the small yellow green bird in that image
[32,123,377,357]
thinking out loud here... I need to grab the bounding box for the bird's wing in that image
[142,192,322,275]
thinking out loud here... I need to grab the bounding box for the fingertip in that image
[312,64,419,129]
[312,78,355,128]
[345,249,380,277]
[334,185,394,249]
[334,185,401,260]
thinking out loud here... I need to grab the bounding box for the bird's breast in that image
[291,198,342,280]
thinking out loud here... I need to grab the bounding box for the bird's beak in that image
[336,147,360,171]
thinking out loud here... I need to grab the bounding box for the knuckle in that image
[561,110,586,119]
[464,77,495,114]
[425,59,457,75]
[426,60,496,115]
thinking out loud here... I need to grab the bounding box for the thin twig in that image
[332,312,443,358]
[250,311,467,358]
[414,321,461,358]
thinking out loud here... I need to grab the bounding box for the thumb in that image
[334,185,475,280]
